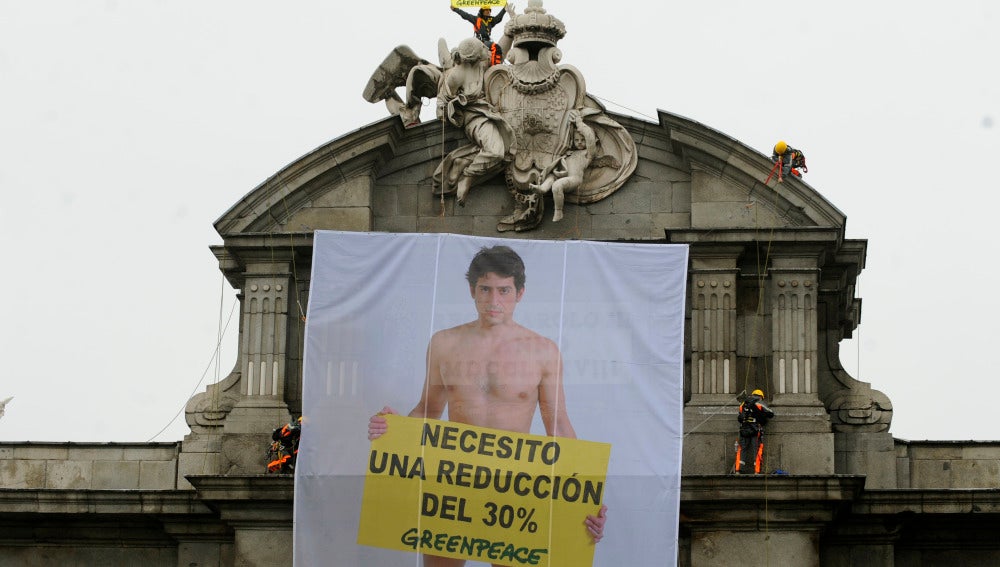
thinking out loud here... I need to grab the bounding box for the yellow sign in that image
[451,0,507,9]
[358,415,611,566]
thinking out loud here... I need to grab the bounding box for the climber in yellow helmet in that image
[451,3,511,66]
[735,389,775,474]
[771,140,808,181]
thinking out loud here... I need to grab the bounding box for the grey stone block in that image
[45,460,93,489]
[313,176,371,208]
[673,181,692,212]
[121,445,180,461]
[93,460,140,489]
[693,201,779,229]
[177,451,221,488]
[682,432,735,474]
[649,182,674,212]
[608,186,652,214]
[459,186,510,214]
[768,432,835,475]
[285,207,371,232]
[652,212,691,230]
[959,445,1000,460]
[417,188,456,217]
[373,215,418,233]
[180,433,222,453]
[139,460,178,489]
[372,185,398,215]
[417,214,475,233]
[0,458,47,489]
[910,459,952,488]
[67,446,125,461]
[585,195,614,214]
[397,184,420,214]
[949,459,1000,488]
[691,173,749,204]
[591,213,653,239]
[12,445,68,460]
[691,529,820,567]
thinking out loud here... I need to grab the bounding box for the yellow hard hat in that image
[751,389,765,397]
[774,141,788,155]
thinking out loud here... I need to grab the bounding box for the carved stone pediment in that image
[361,0,636,232]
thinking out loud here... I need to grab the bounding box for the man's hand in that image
[368,406,397,440]
[585,504,608,543]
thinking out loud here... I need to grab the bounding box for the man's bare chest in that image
[437,342,542,394]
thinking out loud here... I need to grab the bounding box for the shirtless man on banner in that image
[368,245,607,567]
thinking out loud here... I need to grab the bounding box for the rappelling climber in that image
[451,4,510,66]
[266,416,302,474]
[771,140,808,180]
[735,389,775,474]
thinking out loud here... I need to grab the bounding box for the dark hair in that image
[465,245,525,291]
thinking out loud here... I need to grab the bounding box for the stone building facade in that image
[3,110,1000,566]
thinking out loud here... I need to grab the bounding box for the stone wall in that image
[0,442,179,490]
[896,440,1000,489]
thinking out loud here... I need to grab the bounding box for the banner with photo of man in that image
[295,232,687,566]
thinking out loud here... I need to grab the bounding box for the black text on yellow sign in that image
[358,415,611,566]
[451,0,507,9]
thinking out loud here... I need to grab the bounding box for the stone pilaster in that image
[240,264,293,400]
[769,255,820,401]
[765,250,834,475]
[690,248,741,399]
[219,261,295,475]
[683,246,742,475]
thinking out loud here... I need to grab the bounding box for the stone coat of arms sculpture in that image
[363,0,636,232]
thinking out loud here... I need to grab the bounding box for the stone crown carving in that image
[506,0,566,47]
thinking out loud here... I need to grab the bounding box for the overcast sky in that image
[1,1,997,443]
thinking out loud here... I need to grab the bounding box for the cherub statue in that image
[529,111,596,222]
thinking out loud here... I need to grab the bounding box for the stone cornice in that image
[0,488,210,515]
[856,488,1000,515]
[186,475,295,504]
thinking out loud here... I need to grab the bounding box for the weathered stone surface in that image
[92,460,140,489]
[140,459,178,489]
[0,458,47,489]
[312,176,371,208]
[44,460,92,489]
[283,206,371,231]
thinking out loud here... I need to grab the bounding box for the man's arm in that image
[451,7,478,25]
[537,340,576,438]
[756,401,775,419]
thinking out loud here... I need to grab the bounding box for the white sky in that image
[1,1,997,443]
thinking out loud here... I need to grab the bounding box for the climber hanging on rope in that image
[766,140,808,184]
[450,2,511,66]
[735,389,775,474]
[266,417,302,474]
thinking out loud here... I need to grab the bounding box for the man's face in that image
[482,8,492,17]
[471,272,523,326]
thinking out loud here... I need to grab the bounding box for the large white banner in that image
[295,232,688,566]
